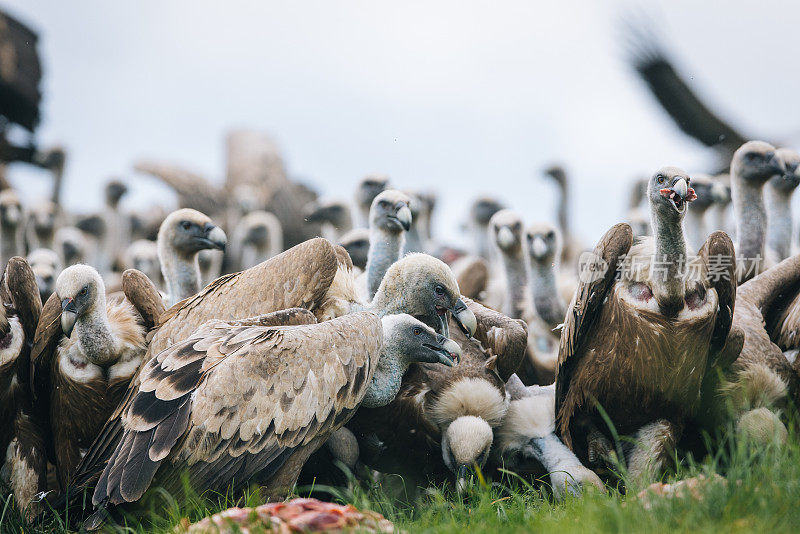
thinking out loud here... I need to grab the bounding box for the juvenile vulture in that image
[338,228,370,272]
[0,189,23,266]
[731,141,786,282]
[361,190,412,301]
[86,309,460,527]
[555,167,737,485]
[27,248,62,304]
[30,264,149,487]
[304,199,353,242]
[765,148,800,262]
[157,208,227,307]
[494,375,603,500]
[228,210,283,272]
[355,174,389,227]
[0,257,45,516]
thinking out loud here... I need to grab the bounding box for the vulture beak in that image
[6,206,20,225]
[203,224,228,252]
[766,151,786,176]
[456,464,469,494]
[61,297,78,337]
[531,235,548,259]
[452,299,477,337]
[659,177,696,213]
[394,203,412,232]
[424,335,462,367]
[496,226,515,249]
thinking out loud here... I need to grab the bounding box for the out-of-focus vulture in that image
[730,141,786,283]
[123,239,162,289]
[683,174,716,253]
[338,228,370,272]
[26,200,59,250]
[30,265,150,488]
[467,197,504,261]
[543,165,582,268]
[362,190,412,301]
[157,208,227,307]
[228,210,283,272]
[556,167,737,485]
[765,148,800,262]
[27,248,62,304]
[451,255,489,301]
[54,226,89,267]
[98,179,130,274]
[304,199,353,242]
[488,209,527,320]
[0,188,23,266]
[354,174,389,228]
[0,257,45,516]
[494,375,603,500]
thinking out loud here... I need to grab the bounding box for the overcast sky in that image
[3,0,798,247]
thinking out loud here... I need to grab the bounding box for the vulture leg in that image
[626,419,681,487]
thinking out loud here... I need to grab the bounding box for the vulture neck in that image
[366,228,404,301]
[650,208,688,316]
[528,259,566,329]
[499,249,527,320]
[764,185,793,260]
[475,224,492,260]
[732,176,766,264]
[160,248,201,307]
[555,184,571,247]
[527,434,584,475]
[360,345,409,408]
[76,304,118,366]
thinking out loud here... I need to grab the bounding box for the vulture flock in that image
[1,58,800,530]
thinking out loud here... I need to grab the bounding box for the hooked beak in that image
[767,151,786,176]
[530,235,548,259]
[202,224,228,252]
[452,299,477,337]
[496,226,515,250]
[424,335,461,367]
[659,177,696,213]
[394,204,412,232]
[456,464,469,493]
[61,298,78,337]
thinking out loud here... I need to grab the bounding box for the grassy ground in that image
[3,428,799,533]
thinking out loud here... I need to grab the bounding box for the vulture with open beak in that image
[29,264,162,488]
[555,167,737,485]
[0,257,45,517]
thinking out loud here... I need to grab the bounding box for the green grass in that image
[4,428,800,533]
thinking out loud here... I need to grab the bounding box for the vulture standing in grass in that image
[555,167,737,485]
[157,208,227,307]
[765,148,800,263]
[0,189,24,266]
[85,308,460,528]
[0,257,45,516]
[29,265,161,488]
[730,141,786,283]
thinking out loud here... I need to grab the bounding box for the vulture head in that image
[55,227,89,266]
[369,190,412,234]
[711,176,731,207]
[732,140,785,185]
[356,174,389,215]
[686,174,716,212]
[124,239,161,284]
[158,208,227,258]
[489,209,524,258]
[338,228,370,271]
[0,189,22,229]
[236,211,283,254]
[373,253,476,339]
[105,179,128,208]
[470,197,504,227]
[770,148,800,194]
[647,166,697,220]
[27,248,62,303]
[30,200,58,237]
[382,314,461,368]
[526,223,560,265]
[56,264,105,340]
[304,199,352,230]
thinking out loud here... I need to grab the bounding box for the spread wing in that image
[555,224,633,435]
[624,22,748,161]
[92,311,380,506]
[121,269,166,331]
[134,160,224,217]
[697,231,737,359]
[463,297,528,381]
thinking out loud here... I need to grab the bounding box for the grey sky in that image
[3,0,798,247]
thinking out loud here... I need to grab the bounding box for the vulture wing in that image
[741,254,800,352]
[463,297,527,381]
[697,232,737,360]
[4,256,43,341]
[134,160,223,217]
[555,224,633,438]
[121,269,166,331]
[626,27,748,156]
[454,257,489,300]
[92,311,381,507]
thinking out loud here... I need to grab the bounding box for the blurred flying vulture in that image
[555,167,737,485]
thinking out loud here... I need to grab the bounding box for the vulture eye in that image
[80,287,88,296]
[180,221,192,230]
[547,231,555,239]
[378,200,390,209]
[657,175,665,184]
[413,327,422,336]
[434,285,445,296]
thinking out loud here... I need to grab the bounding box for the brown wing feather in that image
[697,232,736,359]
[92,311,381,506]
[555,223,633,440]
[30,293,63,406]
[464,297,527,381]
[5,256,42,341]
[121,269,165,330]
